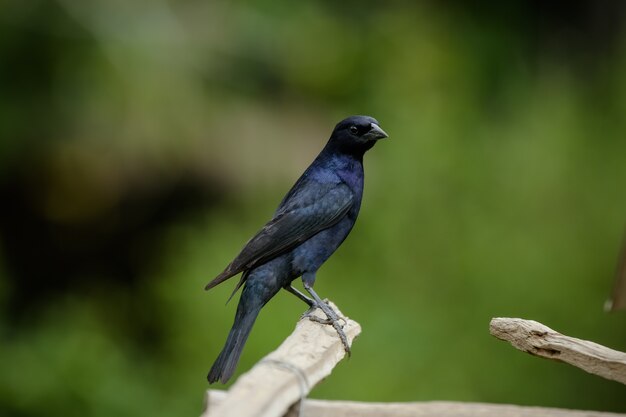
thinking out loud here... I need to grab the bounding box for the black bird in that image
[205,115,388,383]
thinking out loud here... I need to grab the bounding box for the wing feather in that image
[205,181,353,291]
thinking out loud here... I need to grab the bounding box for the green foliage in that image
[1,1,625,415]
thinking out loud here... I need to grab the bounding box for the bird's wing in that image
[205,181,353,291]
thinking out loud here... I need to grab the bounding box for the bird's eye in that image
[349,126,358,134]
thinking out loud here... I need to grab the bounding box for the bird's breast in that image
[335,158,364,191]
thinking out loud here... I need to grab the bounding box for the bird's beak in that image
[367,123,389,140]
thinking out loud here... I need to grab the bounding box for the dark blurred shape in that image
[0,159,222,325]
[606,227,626,312]
[524,0,626,63]
[0,1,225,336]
[447,0,626,67]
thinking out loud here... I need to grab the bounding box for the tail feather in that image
[207,306,260,384]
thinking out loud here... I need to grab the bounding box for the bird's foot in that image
[302,301,351,356]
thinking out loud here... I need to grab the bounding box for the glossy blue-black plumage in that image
[206,115,387,383]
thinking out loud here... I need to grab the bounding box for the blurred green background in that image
[1,0,626,415]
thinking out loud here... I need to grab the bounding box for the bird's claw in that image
[302,302,351,356]
[305,315,333,325]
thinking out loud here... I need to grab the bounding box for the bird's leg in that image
[302,281,351,356]
[283,285,314,307]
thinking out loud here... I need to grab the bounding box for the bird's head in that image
[327,115,388,156]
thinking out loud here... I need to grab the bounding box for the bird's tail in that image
[207,303,261,384]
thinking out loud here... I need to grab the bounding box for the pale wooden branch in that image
[490,317,626,385]
[201,302,360,417]
[206,390,626,417]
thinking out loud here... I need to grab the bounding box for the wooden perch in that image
[201,301,360,417]
[201,313,626,417]
[490,317,626,385]
[205,390,626,417]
